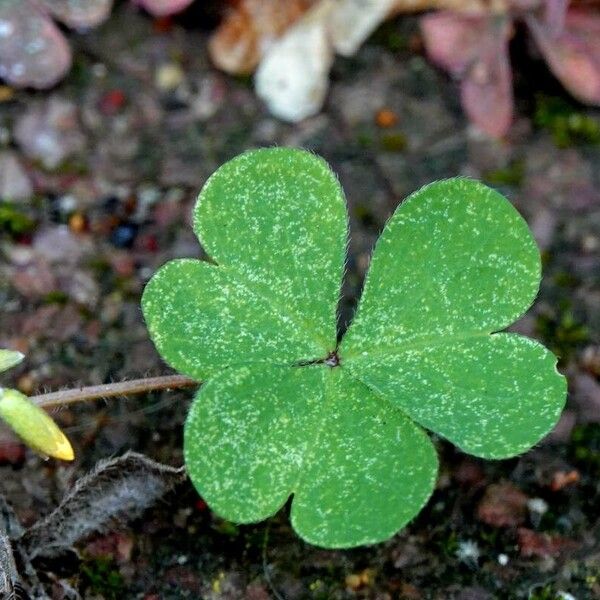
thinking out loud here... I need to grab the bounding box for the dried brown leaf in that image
[22,452,185,559]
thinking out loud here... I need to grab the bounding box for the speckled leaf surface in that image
[193,148,347,351]
[346,334,566,458]
[185,365,438,547]
[290,369,438,548]
[341,178,541,356]
[341,178,565,459]
[143,151,567,548]
[143,259,328,380]
[142,148,347,380]
[184,365,325,523]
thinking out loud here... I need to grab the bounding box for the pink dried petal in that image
[0,0,71,89]
[420,11,489,76]
[565,8,600,36]
[542,0,568,35]
[41,0,113,29]
[508,0,540,9]
[134,0,194,17]
[527,9,600,105]
[460,17,514,137]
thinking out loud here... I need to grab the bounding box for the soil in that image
[1,5,599,599]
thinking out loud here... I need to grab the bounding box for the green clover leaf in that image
[142,148,566,548]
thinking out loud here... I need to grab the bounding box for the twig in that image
[30,375,198,409]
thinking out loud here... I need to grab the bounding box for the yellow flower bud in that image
[0,350,24,373]
[0,388,74,461]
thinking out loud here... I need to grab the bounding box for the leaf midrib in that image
[220,263,333,354]
[346,370,409,418]
[341,330,492,360]
[292,367,335,496]
[289,366,435,498]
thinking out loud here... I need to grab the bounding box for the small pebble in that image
[527,497,549,526]
[581,234,599,252]
[110,222,138,249]
[59,194,78,214]
[91,62,107,78]
[455,540,480,566]
[99,89,126,115]
[156,63,184,92]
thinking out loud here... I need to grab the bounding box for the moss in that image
[553,271,580,289]
[30,156,89,176]
[52,159,90,176]
[484,160,525,187]
[356,130,374,148]
[536,307,589,361]
[528,585,563,600]
[369,20,407,53]
[68,54,94,90]
[42,291,69,305]
[570,424,600,475]
[211,571,225,593]
[0,203,35,236]
[80,557,126,599]
[308,578,334,599]
[233,73,253,88]
[380,132,407,152]
[212,518,239,537]
[535,95,600,148]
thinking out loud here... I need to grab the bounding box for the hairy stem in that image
[31,375,199,409]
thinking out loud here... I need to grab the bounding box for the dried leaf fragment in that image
[421,11,513,136]
[0,530,21,599]
[23,452,185,559]
[209,0,315,75]
[329,0,402,57]
[527,9,600,105]
[517,527,577,557]
[477,482,528,527]
[255,1,335,122]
